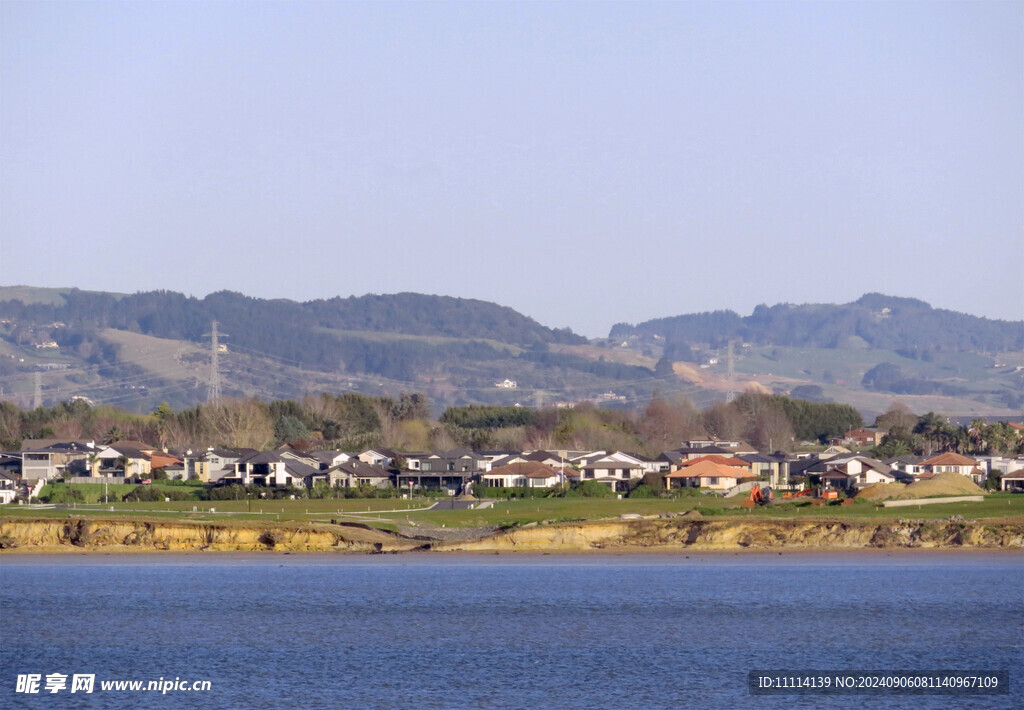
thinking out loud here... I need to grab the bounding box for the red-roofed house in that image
[921,452,979,476]
[663,460,757,491]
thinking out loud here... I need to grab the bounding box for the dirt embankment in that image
[435,518,1024,552]
[857,473,987,502]
[0,519,421,553]
[2,516,1023,553]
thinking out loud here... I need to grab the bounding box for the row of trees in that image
[2,392,1020,458]
[872,404,1024,457]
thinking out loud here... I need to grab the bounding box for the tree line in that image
[2,391,1018,459]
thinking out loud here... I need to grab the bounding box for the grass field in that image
[6,492,1023,529]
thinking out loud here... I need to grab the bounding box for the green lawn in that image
[5,493,1022,528]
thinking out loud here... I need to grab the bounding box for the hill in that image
[609,294,1024,413]
[610,294,1024,353]
[0,286,1020,416]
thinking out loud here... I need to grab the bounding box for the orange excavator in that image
[749,485,772,506]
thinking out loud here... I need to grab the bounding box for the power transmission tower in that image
[204,321,228,404]
[725,339,735,403]
[33,371,42,410]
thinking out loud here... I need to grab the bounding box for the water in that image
[1,553,1021,709]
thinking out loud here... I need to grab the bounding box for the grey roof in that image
[237,450,287,465]
[328,460,391,478]
[106,445,147,459]
[675,445,732,455]
[741,453,785,464]
[308,450,345,464]
[283,460,318,478]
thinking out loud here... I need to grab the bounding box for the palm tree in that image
[116,454,133,480]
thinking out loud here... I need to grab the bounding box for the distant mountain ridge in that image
[0,287,583,346]
[610,293,1024,353]
[0,286,1020,416]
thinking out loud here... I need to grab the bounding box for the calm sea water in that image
[1,553,1021,709]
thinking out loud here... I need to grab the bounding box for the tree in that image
[875,403,918,438]
[207,399,274,449]
[274,415,310,444]
[637,396,701,453]
[701,402,745,440]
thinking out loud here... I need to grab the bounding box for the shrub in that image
[475,486,551,500]
[122,486,190,502]
[563,480,615,498]
[43,486,85,504]
[627,484,657,498]
[668,487,704,498]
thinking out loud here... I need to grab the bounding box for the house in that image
[230,450,317,488]
[680,439,757,455]
[885,455,926,477]
[0,454,22,477]
[358,449,401,468]
[656,450,687,472]
[1001,469,1024,493]
[803,455,904,489]
[0,470,18,504]
[838,428,888,448]
[394,449,488,494]
[95,445,152,479]
[486,450,569,470]
[307,450,354,471]
[679,454,752,471]
[741,453,791,488]
[308,460,392,489]
[663,460,757,491]
[188,448,253,482]
[624,452,664,475]
[161,462,187,480]
[670,445,735,461]
[20,440,95,481]
[574,452,645,492]
[148,450,182,473]
[920,453,983,483]
[481,462,565,489]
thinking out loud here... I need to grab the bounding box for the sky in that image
[1,1,1021,338]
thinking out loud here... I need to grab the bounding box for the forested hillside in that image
[611,294,1024,353]
[0,287,1020,416]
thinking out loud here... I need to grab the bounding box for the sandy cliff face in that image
[436,518,1024,552]
[1,517,1022,553]
[0,519,417,553]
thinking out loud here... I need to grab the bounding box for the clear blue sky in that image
[2,1,1021,337]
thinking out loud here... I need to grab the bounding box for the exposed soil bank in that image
[436,518,1024,552]
[0,518,421,553]
[3,517,1023,553]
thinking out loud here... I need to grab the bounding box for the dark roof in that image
[108,440,157,451]
[20,439,93,452]
[205,448,243,458]
[441,448,484,460]
[283,460,319,478]
[105,445,147,459]
[522,451,563,462]
[329,460,391,478]
[741,453,785,464]
[675,445,732,455]
[22,441,94,454]
[485,462,563,478]
[237,450,287,465]
[308,450,345,464]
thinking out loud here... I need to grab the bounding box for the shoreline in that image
[3,515,1023,555]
